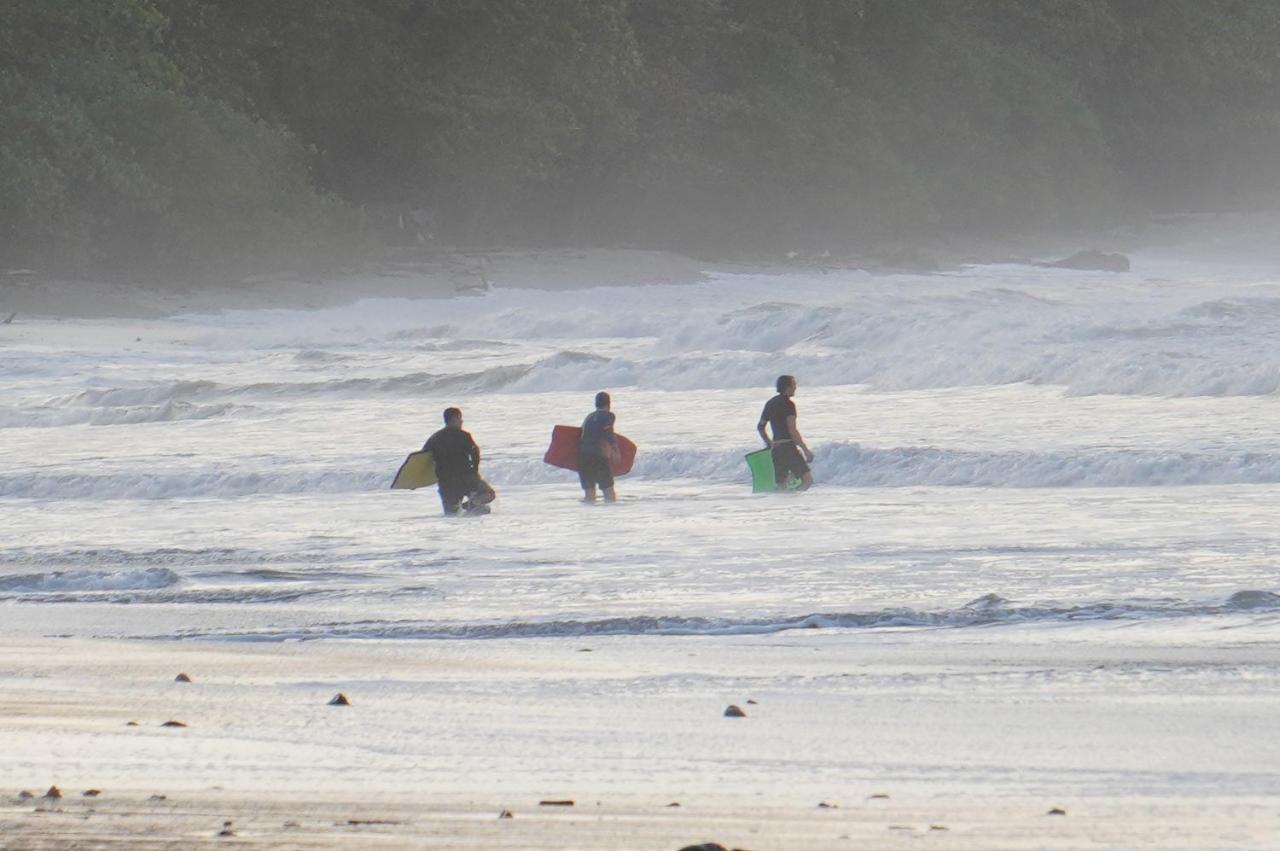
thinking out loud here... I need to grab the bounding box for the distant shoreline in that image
[5,211,1278,321]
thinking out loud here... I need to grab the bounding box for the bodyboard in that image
[746,448,803,492]
[544,425,637,475]
[390,450,437,489]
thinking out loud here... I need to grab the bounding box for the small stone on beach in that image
[161,720,187,728]
[745,699,758,705]
[666,802,681,808]
[539,799,574,807]
[125,721,139,726]
[148,795,167,801]
[1047,807,1067,816]
[867,793,890,800]
[817,801,838,809]
[498,809,513,819]
[329,692,351,706]
[44,786,62,799]
[677,845,728,851]
[174,673,192,683]
[930,824,949,831]
[82,789,101,797]
[723,704,746,718]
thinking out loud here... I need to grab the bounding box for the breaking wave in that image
[0,567,180,594]
[162,590,1280,641]
[9,444,1280,499]
[0,400,247,428]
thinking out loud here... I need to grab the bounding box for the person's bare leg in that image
[583,486,598,502]
[603,486,617,503]
[796,472,814,491]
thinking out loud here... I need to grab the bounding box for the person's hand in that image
[802,447,815,463]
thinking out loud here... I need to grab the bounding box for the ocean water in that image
[3,257,1280,646]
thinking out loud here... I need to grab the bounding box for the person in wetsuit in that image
[422,407,496,515]
[578,391,619,503]
[756,374,814,490]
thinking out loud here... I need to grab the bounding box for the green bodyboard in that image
[390,450,438,489]
[746,448,803,492]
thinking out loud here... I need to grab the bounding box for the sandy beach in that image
[3,630,1279,849]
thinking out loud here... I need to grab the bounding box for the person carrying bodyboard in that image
[756,374,814,491]
[422,407,496,515]
[579,391,619,503]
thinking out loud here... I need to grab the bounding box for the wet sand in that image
[3,633,1278,849]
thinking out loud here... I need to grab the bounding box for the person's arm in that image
[469,438,481,472]
[786,415,814,462]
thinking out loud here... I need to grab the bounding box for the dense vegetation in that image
[4,0,1280,275]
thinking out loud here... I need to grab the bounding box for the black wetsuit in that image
[577,409,617,491]
[423,425,495,514]
[759,394,809,485]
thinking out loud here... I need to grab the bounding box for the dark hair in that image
[776,375,795,393]
[594,391,611,410]
[443,406,462,424]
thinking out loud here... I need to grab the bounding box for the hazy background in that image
[4,0,1280,277]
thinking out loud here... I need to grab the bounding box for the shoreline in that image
[0,248,716,322]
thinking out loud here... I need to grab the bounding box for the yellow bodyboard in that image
[390,450,438,489]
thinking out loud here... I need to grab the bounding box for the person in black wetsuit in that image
[422,407,496,515]
[578,391,618,503]
[756,374,814,490]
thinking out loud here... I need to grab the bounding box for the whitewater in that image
[4,255,1280,848]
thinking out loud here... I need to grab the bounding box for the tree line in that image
[3,0,1279,276]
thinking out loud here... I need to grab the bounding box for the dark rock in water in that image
[539,799,574,807]
[18,790,34,799]
[817,801,838,809]
[498,809,514,819]
[666,801,681,808]
[745,699,758,705]
[217,820,236,837]
[44,786,62,799]
[125,721,139,727]
[930,824,949,831]
[1040,249,1130,273]
[867,793,890,800]
[174,673,192,683]
[148,794,167,801]
[677,845,728,851]
[1047,807,1067,815]
[328,692,351,706]
[160,720,187,728]
[723,704,746,718]
[82,789,101,797]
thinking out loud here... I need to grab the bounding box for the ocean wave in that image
[0,546,281,569]
[549,443,1280,489]
[8,443,1280,499]
[0,468,383,500]
[162,590,1280,641]
[0,567,180,594]
[0,400,248,428]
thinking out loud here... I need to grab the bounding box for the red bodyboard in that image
[543,425,637,475]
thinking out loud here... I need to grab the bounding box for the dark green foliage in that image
[3,0,1280,274]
